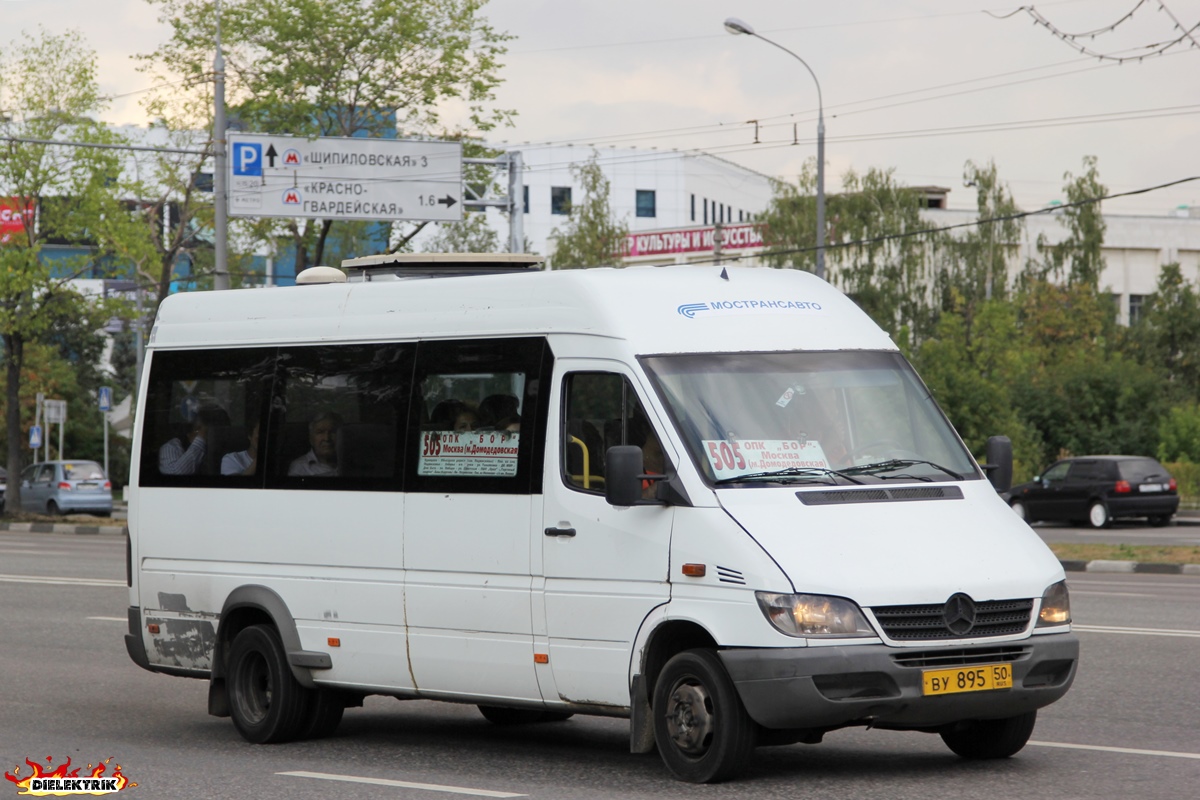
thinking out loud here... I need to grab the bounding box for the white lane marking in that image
[87,616,127,622]
[279,771,527,797]
[0,573,124,588]
[1030,741,1200,760]
[1069,590,1158,598]
[1074,624,1200,638]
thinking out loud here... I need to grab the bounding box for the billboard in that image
[228,133,463,223]
[0,198,35,243]
[625,223,764,259]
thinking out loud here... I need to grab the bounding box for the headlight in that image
[755,592,875,638]
[1036,580,1071,627]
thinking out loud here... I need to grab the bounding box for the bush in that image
[1165,461,1200,509]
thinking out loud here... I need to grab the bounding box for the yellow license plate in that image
[922,663,1013,696]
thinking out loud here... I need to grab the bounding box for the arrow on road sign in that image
[437,195,457,208]
[266,144,278,168]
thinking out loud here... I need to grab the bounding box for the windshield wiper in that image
[713,467,864,486]
[840,459,964,481]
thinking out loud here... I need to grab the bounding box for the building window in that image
[703,199,708,225]
[690,194,695,222]
[523,185,529,214]
[1129,294,1147,325]
[551,186,571,215]
[636,190,656,218]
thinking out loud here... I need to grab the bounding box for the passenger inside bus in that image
[221,421,260,476]
[159,406,229,475]
[287,411,343,477]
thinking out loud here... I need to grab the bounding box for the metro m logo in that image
[282,189,302,205]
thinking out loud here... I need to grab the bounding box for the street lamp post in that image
[724,17,825,280]
[213,0,230,291]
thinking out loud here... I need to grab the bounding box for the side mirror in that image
[982,435,1013,493]
[605,445,644,507]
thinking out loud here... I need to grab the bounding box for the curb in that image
[1061,559,1200,576]
[0,522,126,536]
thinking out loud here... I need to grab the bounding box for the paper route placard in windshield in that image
[704,439,830,477]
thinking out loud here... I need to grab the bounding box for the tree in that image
[1033,156,1108,288]
[424,213,500,254]
[1129,263,1200,401]
[140,0,514,273]
[0,29,128,513]
[548,157,628,268]
[759,164,938,342]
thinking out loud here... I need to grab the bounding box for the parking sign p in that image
[233,142,263,176]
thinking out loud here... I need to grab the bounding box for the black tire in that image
[227,624,312,743]
[652,649,757,783]
[940,710,1037,759]
[300,689,346,739]
[477,705,558,725]
[1087,500,1109,529]
[541,710,575,722]
[1009,500,1028,522]
[47,500,61,516]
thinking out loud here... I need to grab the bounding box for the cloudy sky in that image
[4,0,1198,214]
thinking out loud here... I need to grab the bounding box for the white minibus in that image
[125,255,1077,783]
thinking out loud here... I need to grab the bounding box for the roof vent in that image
[296,266,347,285]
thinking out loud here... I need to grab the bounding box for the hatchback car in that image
[1007,455,1178,528]
[19,460,113,517]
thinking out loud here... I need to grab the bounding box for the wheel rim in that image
[1011,502,1026,520]
[235,651,273,725]
[1089,503,1107,527]
[664,677,715,756]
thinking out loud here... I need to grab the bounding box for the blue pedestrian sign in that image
[99,386,113,412]
[29,425,41,449]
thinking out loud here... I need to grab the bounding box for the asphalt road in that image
[1,531,1197,799]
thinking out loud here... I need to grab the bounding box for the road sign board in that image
[44,399,67,424]
[98,386,112,412]
[29,425,41,449]
[228,132,464,223]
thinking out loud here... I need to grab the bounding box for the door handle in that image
[544,526,577,537]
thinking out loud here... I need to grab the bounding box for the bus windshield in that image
[641,351,980,486]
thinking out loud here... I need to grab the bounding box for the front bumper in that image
[720,632,1078,730]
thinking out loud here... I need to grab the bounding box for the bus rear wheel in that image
[227,624,311,743]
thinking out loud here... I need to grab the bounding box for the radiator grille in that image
[871,598,1033,641]
[797,486,964,505]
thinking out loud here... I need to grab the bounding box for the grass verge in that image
[1049,543,1200,565]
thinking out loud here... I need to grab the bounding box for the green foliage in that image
[1164,461,1200,507]
[424,212,501,254]
[0,29,133,512]
[1158,405,1200,462]
[759,164,937,340]
[548,157,628,269]
[1032,156,1108,287]
[1128,263,1200,401]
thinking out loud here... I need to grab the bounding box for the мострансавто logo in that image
[5,757,136,796]
[677,299,824,318]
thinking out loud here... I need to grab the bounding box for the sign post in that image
[99,387,112,480]
[228,133,464,224]
[44,399,67,461]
